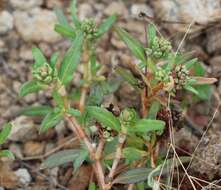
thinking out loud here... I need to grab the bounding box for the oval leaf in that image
[129,119,165,133]
[113,167,152,184]
[40,109,63,132]
[32,47,47,68]
[0,150,15,159]
[86,106,120,131]
[0,123,12,145]
[20,105,52,116]
[115,27,146,62]
[58,32,84,85]
[19,80,45,97]
[42,149,81,169]
[96,14,117,38]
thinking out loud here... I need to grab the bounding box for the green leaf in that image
[129,119,165,133]
[185,58,198,69]
[115,66,140,90]
[19,80,45,97]
[194,85,212,100]
[184,85,199,95]
[0,123,12,145]
[86,106,121,132]
[70,0,81,29]
[148,101,161,119]
[55,8,69,27]
[122,147,147,164]
[113,167,152,184]
[54,24,76,39]
[50,52,59,69]
[68,108,81,117]
[73,149,88,173]
[32,47,47,68]
[52,91,64,108]
[58,32,84,85]
[115,27,146,62]
[96,14,117,38]
[88,182,97,190]
[147,24,156,47]
[42,149,81,169]
[20,105,52,116]
[0,150,15,159]
[40,109,63,132]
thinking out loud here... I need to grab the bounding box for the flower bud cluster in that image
[32,63,57,84]
[81,18,98,40]
[151,37,172,58]
[120,108,137,127]
[172,65,190,90]
[102,127,114,142]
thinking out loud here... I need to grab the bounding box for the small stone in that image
[55,120,66,136]
[0,187,5,190]
[38,42,52,58]
[130,4,153,18]
[23,141,45,157]
[15,168,31,186]
[9,116,37,142]
[206,29,221,54]
[0,11,13,35]
[46,0,63,9]
[14,8,61,43]
[209,56,221,76]
[19,46,33,61]
[12,81,21,94]
[10,0,43,10]
[78,3,94,20]
[104,2,128,17]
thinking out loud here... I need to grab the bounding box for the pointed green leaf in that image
[20,105,52,116]
[184,85,199,95]
[115,27,146,62]
[73,149,88,173]
[113,167,152,184]
[52,91,65,108]
[54,24,76,39]
[68,108,81,117]
[55,8,69,27]
[147,24,156,47]
[148,101,161,119]
[50,52,59,69]
[115,66,140,90]
[59,32,84,85]
[32,47,47,68]
[0,150,15,159]
[96,14,117,38]
[19,80,45,97]
[129,119,165,133]
[122,147,147,164]
[88,182,97,190]
[86,106,121,131]
[40,109,63,132]
[70,0,81,29]
[185,58,198,69]
[42,149,81,169]
[0,123,12,145]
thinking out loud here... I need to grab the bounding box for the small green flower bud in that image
[120,108,137,127]
[81,18,98,40]
[32,63,57,84]
[172,65,190,90]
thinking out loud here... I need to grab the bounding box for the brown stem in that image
[108,130,127,180]
[66,115,108,190]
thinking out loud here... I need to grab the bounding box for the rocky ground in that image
[1,0,221,189]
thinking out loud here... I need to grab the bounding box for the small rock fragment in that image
[0,11,13,35]
[130,4,153,18]
[23,141,45,157]
[9,143,23,159]
[15,168,31,186]
[78,3,94,20]
[9,116,37,142]
[10,0,43,10]
[14,8,61,43]
[104,2,128,17]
